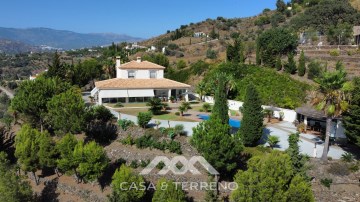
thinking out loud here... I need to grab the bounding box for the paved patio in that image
[264,121,346,159]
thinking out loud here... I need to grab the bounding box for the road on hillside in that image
[0,86,14,98]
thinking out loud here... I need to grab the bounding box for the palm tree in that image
[196,81,206,102]
[312,68,352,163]
[146,98,164,115]
[267,135,280,149]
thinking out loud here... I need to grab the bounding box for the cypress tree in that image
[212,73,229,124]
[284,53,297,74]
[343,77,360,146]
[275,56,282,71]
[239,83,264,146]
[298,50,306,76]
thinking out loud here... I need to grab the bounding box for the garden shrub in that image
[130,160,139,168]
[341,152,354,162]
[121,134,134,145]
[167,141,182,154]
[174,124,185,136]
[114,102,124,107]
[329,49,340,56]
[175,112,180,116]
[202,103,211,112]
[348,163,359,172]
[137,112,152,128]
[320,178,332,188]
[118,119,134,131]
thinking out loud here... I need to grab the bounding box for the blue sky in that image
[0,0,281,38]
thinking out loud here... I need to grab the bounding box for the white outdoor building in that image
[91,57,190,104]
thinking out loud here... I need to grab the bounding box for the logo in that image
[140,156,219,175]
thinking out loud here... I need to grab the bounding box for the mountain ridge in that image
[0,27,143,51]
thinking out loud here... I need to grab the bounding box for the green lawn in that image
[118,108,197,122]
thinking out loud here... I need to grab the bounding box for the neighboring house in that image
[91,57,190,104]
[295,105,346,141]
[194,32,206,38]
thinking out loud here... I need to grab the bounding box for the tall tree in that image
[74,141,109,182]
[212,73,229,124]
[14,124,56,185]
[226,37,245,63]
[108,165,145,202]
[56,134,79,175]
[284,53,297,74]
[11,76,71,131]
[231,151,314,202]
[47,51,67,79]
[152,178,186,202]
[312,67,351,163]
[196,81,207,102]
[0,152,34,202]
[298,50,306,76]
[286,133,306,174]
[257,28,297,67]
[276,0,287,13]
[343,77,360,146]
[191,116,243,174]
[47,87,85,135]
[239,83,264,146]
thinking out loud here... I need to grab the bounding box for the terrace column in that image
[125,97,129,103]
[185,89,189,102]
[304,116,308,126]
[168,89,172,101]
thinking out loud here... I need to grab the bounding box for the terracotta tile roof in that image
[95,78,190,89]
[120,60,165,69]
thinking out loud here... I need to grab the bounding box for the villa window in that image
[128,70,135,78]
[150,70,157,78]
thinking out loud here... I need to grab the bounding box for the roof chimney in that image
[116,56,121,68]
[136,57,141,63]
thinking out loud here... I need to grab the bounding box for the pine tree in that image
[56,134,79,175]
[15,124,57,185]
[212,73,229,124]
[108,165,145,202]
[298,50,306,76]
[239,83,264,146]
[152,178,186,202]
[204,176,218,202]
[0,152,34,201]
[275,56,282,71]
[284,53,297,74]
[74,141,109,182]
[231,151,314,202]
[47,87,85,134]
[191,116,243,173]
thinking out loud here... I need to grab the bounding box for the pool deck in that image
[107,107,347,159]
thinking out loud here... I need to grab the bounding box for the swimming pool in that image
[197,114,241,128]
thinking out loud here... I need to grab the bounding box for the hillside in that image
[0,27,143,50]
[0,39,38,54]
[135,0,360,84]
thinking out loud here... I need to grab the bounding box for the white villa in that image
[91,57,190,104]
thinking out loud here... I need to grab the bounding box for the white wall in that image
[197,94,297,123]
[117,69,164,79]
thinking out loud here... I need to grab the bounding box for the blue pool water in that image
[197,114,241,128]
